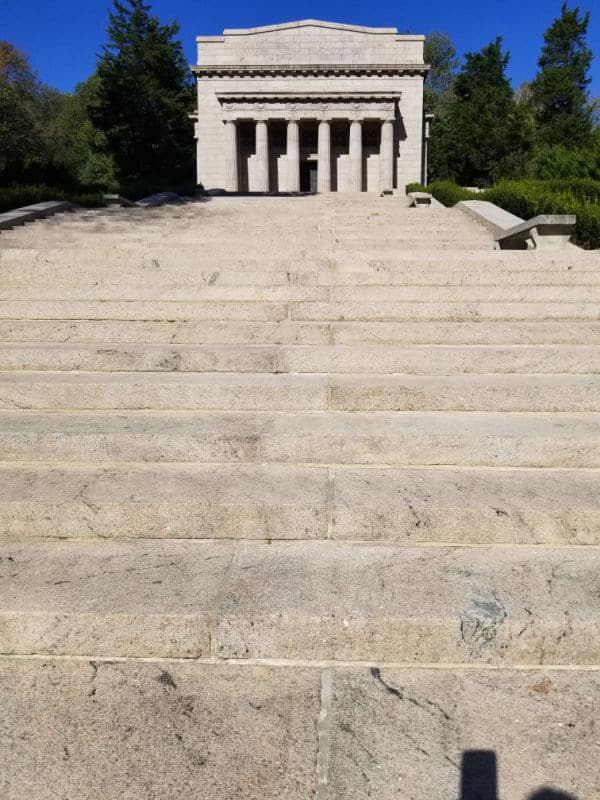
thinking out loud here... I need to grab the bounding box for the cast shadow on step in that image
[459,750,578,800]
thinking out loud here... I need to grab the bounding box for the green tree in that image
[90,0,195,196]
[0,41,45,176]
[430,38,534,185]
[424,32,459,113]
[52,77,117,190]
[531,3,594,147]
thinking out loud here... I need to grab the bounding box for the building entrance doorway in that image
[300,160,318,193]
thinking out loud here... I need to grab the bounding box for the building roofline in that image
[196,20,425,41]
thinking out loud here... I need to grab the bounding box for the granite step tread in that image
[1,410,599,467]
[1,284,598,302]
[1,540,600,665]
[3,270,600,288]
[2,658,596,800]
[2,321,599,346]
[1,300,600,322]
[1,372,600,412]
[1,463,599,545]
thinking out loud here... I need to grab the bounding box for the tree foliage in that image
[531,3,593,146]
[0,41,46,174]
[90,0,195,195]
[430,38,534,186]
[424,32,460,113]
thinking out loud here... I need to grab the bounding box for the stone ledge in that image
[457,200,577,250]
[0,201,74,231]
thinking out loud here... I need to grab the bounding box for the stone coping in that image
[0,201,74,231]
[457,200,577,250]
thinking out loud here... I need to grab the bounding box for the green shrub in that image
[426,180,475,207]
[481,180,600,249]
[405,182,426,194]
[0,184,105,214]
[413,177,600,249]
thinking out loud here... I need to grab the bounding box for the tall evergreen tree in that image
[430,39,533,185]
[531,3,593,147]
[90,0,195,194]
[424,32,460,113]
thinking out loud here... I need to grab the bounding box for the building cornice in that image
[191,63,429,78]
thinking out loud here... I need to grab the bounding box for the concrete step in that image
[2,300,599,322]
[1,463,598,545]
[2,372,600,412]
[291,301,600,321]
[2,320,599,346]
[2,658,596,800]
[2,343,599,373]
[0,464,329,540]
[1,410,599,467]
[2,284,598,302]
[3,247,597,271]
[2,270,599,287]
[1,539,599,664]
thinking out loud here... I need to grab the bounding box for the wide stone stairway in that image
[1,195,599,799]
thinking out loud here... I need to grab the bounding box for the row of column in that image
[224,118,395,193]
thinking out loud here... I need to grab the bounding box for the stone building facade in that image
[191,20,428,193]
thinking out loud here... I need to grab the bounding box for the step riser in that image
[2,321,599,346]
[1,344,598,373]
[2,301,599,321]
[2,270,599,287]
[1,465,598,545]
[1,285,597,301]
[2,412,599,467]
[1,541,599,664]
[2,375,600,412]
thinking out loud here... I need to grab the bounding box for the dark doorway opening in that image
[300,160,318,193]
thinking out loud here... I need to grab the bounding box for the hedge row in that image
[0,185,106,214]
[407,179,600,249]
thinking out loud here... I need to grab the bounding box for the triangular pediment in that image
[222,20,399,36]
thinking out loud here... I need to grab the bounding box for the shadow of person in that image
[459,752,579,800]
[461,751,498,800]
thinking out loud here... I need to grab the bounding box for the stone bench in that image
[495,214,576,250]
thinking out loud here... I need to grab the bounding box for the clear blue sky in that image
[1,0,599,95]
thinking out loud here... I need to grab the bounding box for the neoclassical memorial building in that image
[191,20,429,193]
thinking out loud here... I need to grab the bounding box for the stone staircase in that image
[1,195,599,799]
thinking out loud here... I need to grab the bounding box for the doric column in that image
[255,120,269,192]
[379,119,394,193]
[349,120,363,192]
[317,120,331,193]
[286,120,300,192]
[224,120,238,192]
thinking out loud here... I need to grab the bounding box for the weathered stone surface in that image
[0,540,233,656]
[2,411,600,467]
[293,301,600,321]
[328,374,600,411]
[0,372,328,411]
[218,542,600,663]
[2,342,600,373]
[0,659,320,800]
[0,464,328,539]
[331,321,600,345]
[324,667,600,800]
[331,467,600,544]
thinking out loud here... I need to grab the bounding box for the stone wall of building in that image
[192,21,428,193]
